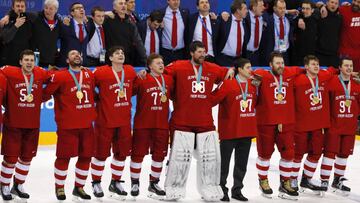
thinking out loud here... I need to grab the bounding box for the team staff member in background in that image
[130,54,173,199]
[0,0,35,66]
[160,0,189,65]
[90,46,137,200]
[44,50,96,201]
[211,58,257,202]
[103,0,146,66]
[320,57,360,194]
[0,50,48,201]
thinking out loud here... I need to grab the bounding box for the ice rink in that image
[7,141,360,203]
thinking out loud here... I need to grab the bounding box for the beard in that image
[69,59,82,67]
[193,56,205,65]
[352,4,360,12]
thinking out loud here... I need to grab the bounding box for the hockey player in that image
[90,46,137,200]
[162,41,234,201]
[292,55,336,194]
[254,52,302,200]
[0,50,48,201]
[211,58,257,202]
[43,50,97,201]
[319,57,360,195]
[129,54,173,199]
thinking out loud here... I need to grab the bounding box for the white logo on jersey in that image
[191,81,205,93]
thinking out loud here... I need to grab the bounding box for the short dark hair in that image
[19,49,35,60]
[189,41,205,53]
[91,6,104,17]
[196,0,208,6]
[273,0,285,7]
[269,51,284,63]
[339,56,353,67]
[107,46,125,59]
[230,0,246,14]
[304,55,319,65]
[69,2,83,13]
[250,0,263,10]
[148,10,164,23]
[147,53,163,70]
[12,0,25,7]
[301,0,314,8]
[234,58,251,75]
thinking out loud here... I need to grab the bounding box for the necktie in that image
[202,17,208,53]
[78,24,84,43]
[254,16,260,48]
[171,11,177,48]
[236,20,242,56]
[279,17,284,40]
[99,26,105,48]
[150,30,156,54]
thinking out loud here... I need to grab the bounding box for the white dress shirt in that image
[161,6,185,50]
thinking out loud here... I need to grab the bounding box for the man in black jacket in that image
[316,0,342,67]
[1,0,34,66]
[292,0,318,65]
[103,0,146,66]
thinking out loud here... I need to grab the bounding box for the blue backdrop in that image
[0,0,351,19]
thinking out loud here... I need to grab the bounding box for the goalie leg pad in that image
[194,131,223,201]
[164,130,195,200]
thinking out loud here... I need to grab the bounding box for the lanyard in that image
[22,71,34,96]
[192,64,203,84]
[95,27,104,48]
[198,15,212,36]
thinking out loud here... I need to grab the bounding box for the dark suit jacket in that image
[159,7,189,50]
[137,18,163,51]
[58,19,89,67]
[217,15,249,58]
[261,14,295,64]
[187,12,220,57]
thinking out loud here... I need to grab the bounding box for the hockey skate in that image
[108,180,127,200]
[319,180,329,197]
[278,179,299,200]
[1,184,13,201]
[55,187,66,201]
[299,177,327,196]
[11,183,29,202]
[331,176,351,196]
[291,178,299,192]
[130,179,139,199]
[72,186,91,202]
[259,179,273,198]
[92,181,104,200]
[148,179,166,200]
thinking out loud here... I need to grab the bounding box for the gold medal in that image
[312,96,319,104]
[161,94,167,103]
[345,100,352,107]
[118,89,125,98]
[276,93,284,101]
[76,91,83,100]
[241,100,248,108]
[195,83,202,91]
[26,94,33,102]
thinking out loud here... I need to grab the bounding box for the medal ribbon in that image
[22,70,34,96]
[270,70,283,93]
[68,68,83,92]
[338,75,351,100]
[150,72,166,95]
[307,74,319,97]
[192,64,203,84]
[112,67,125,91]
[235,75,248,101]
